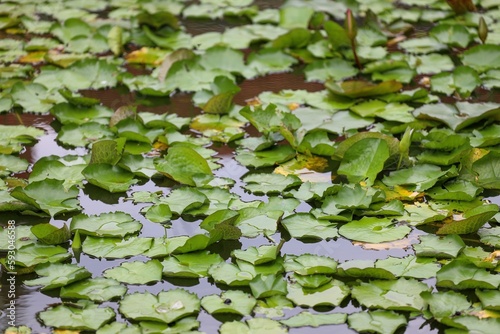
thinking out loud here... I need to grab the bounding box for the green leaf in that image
[272,28,311,49]
[427,180,482,201]
[39,300,115,331]
[156,146,213,186]
[208,262,255,286]
[220,318,287,334]
[31,223,70,245]
[159,187,207,215]
[348,310,407,334]
[375,256,440,279]
[281,311,346,328]
[478,226,500,248]
[286,280,350,307]
[82,236,152,259]
[242,173,302,195]
[0,225,36,250]
[246,48,298,76]
[476,289,500,311]
[162,251,224,278]
[437,204,498,234]
[471,151,500,189]
[14,243,70,267]
[284,254,337,275]
[324,20,350,50]
[249,274,288,299]
[351,278,430,311]
[336,260,396,280]
[461,44,500,73]
[413,234,465,258]
[89,139,125,165]
[281,213,338,240]
[82,164,138,193]
[326,80,403,99]
[437,259,500,289]
[235,145,296,168]
[421,290,471,321]
[234,208,283,238]
[0,154,29,177]
[382,164,455,192]
[339,217,411,243]
[430,23,472,48]
[104,259,162,285]
[279,6,314,29]
[304,59,358,82]
[119,289,200,324]
[29,156,86,190]
[60,277,127,302]
[24,262,91,290]
[337,138,390,185]
[51,103,113,125]
[144,203,172,223]
[57,122,115,147]
[232,245,278,265]
[70,212,142,237]
[10,82,64,113]
[0,124,44,154]
[413,102,500,131]
[11,179,81,216]
[201,290,256,316]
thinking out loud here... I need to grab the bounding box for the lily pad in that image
[413,234,465,258]
[39,300,115,331]
[286,280,350,307]
[347,310,407,334]
[249,274,288,299]
[24,262,91,290]
[31,223,70,245]
[119,289,200,324]
[82,236,152,259]
[281,213,338,240]
[14,243,70,267]
[11,179,81,216]
[70,212,142,238]
[201,290,256,316]
[219,318,287,334]
[161,250,224,278]
[436,259,500,290]
[281,311,346,328]
[156,146,213,186]
[104,260,162,285]
[339,217,411,243]
[82,164,137,193]
[437,204,499,234]
[60,277,127,302]
[242,173,302,195]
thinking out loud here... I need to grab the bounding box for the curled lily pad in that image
[249,274,288,299]
[15,243,70,267]
[437,204,498,235]
[31,223,70,245]
[24,262,91,290]
[436,259,500,290]
[326,80,403,99]
[119,289,200,324]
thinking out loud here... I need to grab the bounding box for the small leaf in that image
[201,290,256,316]
[31,223,70,245]
[156,146,213,186]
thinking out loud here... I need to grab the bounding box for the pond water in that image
[1,1,500,333]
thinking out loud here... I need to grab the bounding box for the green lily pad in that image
[382,164,456,191]
[337,138,390,185]
[254,295,293,318]
[161,250,224,278]
[232,245,278,265]
[158,187,207,215]
[470,151,500,189]
[58,122,114,148]
[347,310,407,334]
[11,179,81,216]
[31,223,70,245]
[421,290,471,321]
[103,259,162,285]
[351,278,430,311]
[156,146,213,186]
[14,243,70,267]
[336,260,396,280]
[430,23,472,48]
[281,311,346,328]
[437,204,498,234]
[375,256,440,279]
[82,164,137,193]
[281,213,338,240]
[201,290,256,316]
[235,145,297,168]
[24,262,91,290]
[29,155,86,190]
[82,236,152,259]
[51,103,113,126]
[413,102,500,131]
[0,154,29,177]
[70,212,142,237]
[0,225,36,250]
[119,289,200,324]
[478,226,500,248]
[304,59,358,82]
[39,300,115,331]
[0,124,44,154]
[284,254,337,275]
[286,280,350,307]
[461,44,500,73]
[208,262,255,286]
[10,82,64,113]
[339,217,411,243]
[249,274,288,299]
[234,207,283,238]
[413,234,465,258]
[436,259,500,289]
[476,289,500,311]
[220,318,287,334]
[60,277,127,302]
[448,316,500,333]
[326,80,403,99]
[243,173,302,195]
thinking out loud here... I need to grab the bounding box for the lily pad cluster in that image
[1,0,500,333]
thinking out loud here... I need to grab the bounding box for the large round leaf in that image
[339,217,411,243]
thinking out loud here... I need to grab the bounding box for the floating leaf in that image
[287,280,350,307]
[0,225,36,251]
[281,213,338,240]
[162,251,223,278]
[382,164,455,192]
[284,254,337,276]
[82,164,138,193]
[348,310,407,334]
[82,236,152,259]
[249,274,288,299]
[437,204,498,234]
[413,234,465,258]
[156,146,213,186]
[232,245,278,265]
[421,290,471,321]
[24,262,91,290]
[242,173,302,195]
[436,259,500,289]
[31,223,70,245]
[220,318,287,334]
[281,311,346,328]
[70,212,142,237]
[326,80,403,99]
[14,243,70,267]
[39,300,115,331]
[208,262,255,286]
[201,290,256,316]
[104,260,162,285]
[119,289,200,324]
[11,179,81,216]
[461,44,500,73]
[339,217,411,243]
[60,277,127,302]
